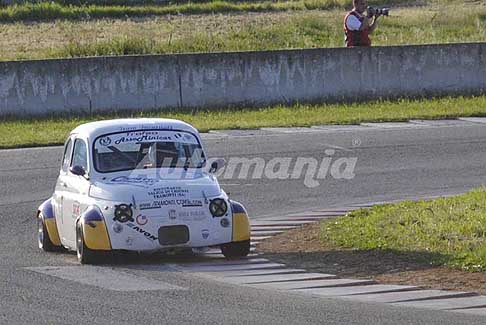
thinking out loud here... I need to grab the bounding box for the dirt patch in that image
[258,222,486,295]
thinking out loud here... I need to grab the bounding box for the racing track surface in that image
[1,119,486,324]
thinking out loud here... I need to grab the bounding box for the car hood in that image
[89,170,222,203]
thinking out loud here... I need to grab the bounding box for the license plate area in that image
[158,225,190,245]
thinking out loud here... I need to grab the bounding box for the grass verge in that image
[259,188,486,293]
[1,3,485,61]
[322,188,486,271]
[0,0,432,23]
[0,1,347,23]
[1,95,486,149]
[1,0,419,7]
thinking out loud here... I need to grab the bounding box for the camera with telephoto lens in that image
[367,6,390,17]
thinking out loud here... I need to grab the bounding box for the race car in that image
[37,118,251,264]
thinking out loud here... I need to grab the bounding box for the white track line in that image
[24,266,186,291]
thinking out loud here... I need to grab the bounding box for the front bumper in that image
[107,216,234,251]
[83,200,251,252]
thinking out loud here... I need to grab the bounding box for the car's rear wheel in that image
[76,223,99,264]
[221,240,250,259]
[38,213,56,252]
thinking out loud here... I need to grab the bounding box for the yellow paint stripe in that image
[44,218,61,246]
[83,221,112,250]
[233,212,250,242]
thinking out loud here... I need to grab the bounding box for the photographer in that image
[344,0,379,47]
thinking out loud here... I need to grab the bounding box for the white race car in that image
[37,118,251,264]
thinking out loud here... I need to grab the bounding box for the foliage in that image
[321,189,486,271]
[1,95,486,148]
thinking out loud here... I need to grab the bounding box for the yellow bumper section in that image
[45,218,61,246]
[233,212,251,242]
[82,221,112,250]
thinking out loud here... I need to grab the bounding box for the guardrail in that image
[1,42,485,117]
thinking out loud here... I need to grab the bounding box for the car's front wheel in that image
[38,213,56,252]
[76,223,99,264]
[221,240,250,259]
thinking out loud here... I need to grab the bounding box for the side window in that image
[71,139,88,172]
[61,138,73,172]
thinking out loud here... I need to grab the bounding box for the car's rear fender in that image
[230,201,251,242]
[77,206,112,251]
[38,199,61,246]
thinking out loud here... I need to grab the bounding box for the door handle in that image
[60,181,67,187]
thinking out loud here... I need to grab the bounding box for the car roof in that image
[70,118,200,140]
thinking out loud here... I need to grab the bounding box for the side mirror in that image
[209,158,226,173]
[70,165,86,177]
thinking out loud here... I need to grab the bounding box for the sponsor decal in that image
[112,223,123,233]
[191,210,206,221]
[179,210,206,221]
[202,229,209,239]
[139,199,203,210]
[99,136,112,146]
[169,209,177,220]
[110,176,159,186]
[72,203,81,218]
[220,218,230,228]
[127,222,158,241]
[107,129,196,145]
[139,202,157,210]
[113,131,172,145]
[136,214,148,226]
[174,132,198,144]
[179,199,203,207]
[120,127,138,132]
[150,200,178,208]
[148,186,189,199]
[120,125,174,132]
[103,130,198,146]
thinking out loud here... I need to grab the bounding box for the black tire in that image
[76,223,99,264]
[38,213,57,252]
[221,240,250,259]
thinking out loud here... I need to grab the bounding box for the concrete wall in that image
[1,42,485,117]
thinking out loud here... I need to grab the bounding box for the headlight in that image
[114,204,133,223]
[209,199,228,217]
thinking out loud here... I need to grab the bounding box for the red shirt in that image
[344,11,371,47]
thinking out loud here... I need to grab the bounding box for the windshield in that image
[93,130,205,173]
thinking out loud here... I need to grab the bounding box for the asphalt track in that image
[1,119,486,324]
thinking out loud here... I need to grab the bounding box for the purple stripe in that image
[83,207,104,222]
[231,201,247,214]
[39,199,54,219]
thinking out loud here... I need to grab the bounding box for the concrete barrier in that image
[1,42,485,117]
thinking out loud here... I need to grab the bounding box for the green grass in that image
[0,1,346,22]
[321,188,486,271]
[1,95,486,149]
[36,5,486,59]
[0,0,423,7]
[0,2,484,60]
[0,0,350,6]
[0,0,460,23]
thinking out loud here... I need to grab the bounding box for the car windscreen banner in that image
[95,130,199,150]
[93,130,205,173]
